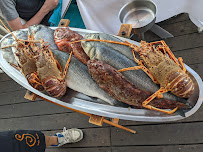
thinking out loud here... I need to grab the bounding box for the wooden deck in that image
[0,13,203,152]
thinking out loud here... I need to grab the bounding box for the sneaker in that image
[53,127,83,147]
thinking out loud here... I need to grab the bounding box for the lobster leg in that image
[0,44,16,49]
[118,65,158,84]
[27,73,44,91]
[70,39,133,48]
[62,51,73,79]
[118,48,159,84]
[142,87,178,114]
[178,57,186,72]
[55,60,63,73]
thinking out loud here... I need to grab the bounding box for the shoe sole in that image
[69,128,83,143]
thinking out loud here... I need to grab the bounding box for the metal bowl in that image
[119,0,157,33]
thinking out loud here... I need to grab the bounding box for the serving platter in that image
[0,27,202,122]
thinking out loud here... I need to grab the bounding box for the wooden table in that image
[0,13,203,152]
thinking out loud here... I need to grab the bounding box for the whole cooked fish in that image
[81,34,186,103]
[1,30,28,66]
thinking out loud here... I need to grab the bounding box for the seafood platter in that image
[0,24,202,122]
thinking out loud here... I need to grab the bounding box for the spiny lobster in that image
[0,20,72,97]
[33,40,72,97]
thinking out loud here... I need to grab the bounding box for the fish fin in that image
[175,109,187,117]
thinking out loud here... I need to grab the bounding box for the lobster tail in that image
[43,77,67,97]
[167,71,194,98]
[26,73,44,91]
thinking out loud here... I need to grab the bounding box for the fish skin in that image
[1,30,28,66]
[81,37,186,103]
[28,25,58,50]
[51,49,120,105]
[84,33,137,61]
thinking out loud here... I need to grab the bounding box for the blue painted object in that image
[48,0,62,26]
[64,0,86,29]
[49,0,86,29]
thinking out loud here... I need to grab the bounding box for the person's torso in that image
[15,0,45,20]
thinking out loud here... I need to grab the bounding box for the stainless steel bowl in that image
[119,0,157,33]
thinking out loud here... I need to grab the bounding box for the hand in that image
[43,0,59,12]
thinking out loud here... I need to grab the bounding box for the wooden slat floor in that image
[0,13,203,152]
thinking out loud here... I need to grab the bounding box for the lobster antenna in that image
[0,19,18,41]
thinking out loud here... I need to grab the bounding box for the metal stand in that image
[130,24,174,41]
[150,24,174,39]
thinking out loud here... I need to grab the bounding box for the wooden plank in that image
[0,73,12,81]
[24,90,36,101]
[111,122,203,146]
[44,128,111,147]
[161,20,197,36]
[89,114,104,126]
[0,90,42,106]
[0,113,109,131]
[145,19,198,42]
[112,145,203,152]
[157,13,189,26]
[190,63,203,79]
[164,32,203,51]
[0,101,72,119]
[118,24,132,38]
[0,80,25,93]
[58,19,70,27]
[145,32,203,52]
[111,118,119,124]
[46,147,111,152]
[173,47,203,65]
